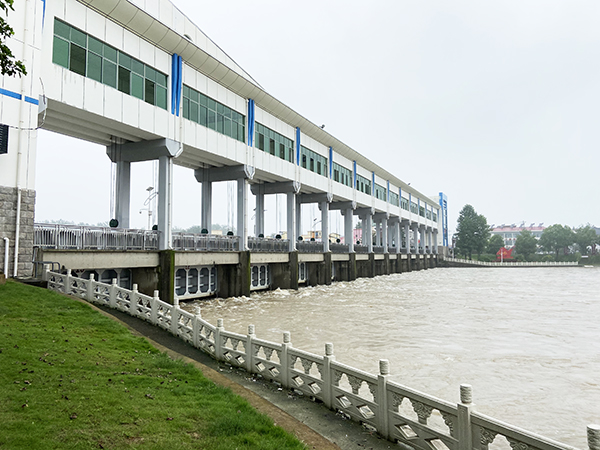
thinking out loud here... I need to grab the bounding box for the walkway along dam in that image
[1,0,447,300]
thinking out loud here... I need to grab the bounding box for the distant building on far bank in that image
[490,223,546,248]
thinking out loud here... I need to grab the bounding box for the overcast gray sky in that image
[36,1,600,232]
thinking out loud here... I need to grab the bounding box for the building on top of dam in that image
[1,0,448,298]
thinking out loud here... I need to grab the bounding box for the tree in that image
[486,234,504,255]
[573,225,598,255]
[538,224,574,258]
[514,229,537,260]
[455,204,490,259]
[1,0,27,77]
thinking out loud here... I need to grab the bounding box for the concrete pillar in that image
[433,229,439,254]
[201,181,212,233]
[402,221,410,253]
[287,192,297,252]
[255,191,265,236]
[393,222,400,254]
[321,201,329,252]
[115,161,131,228]
[427,228,433,253]
[365,214,373,253]
[296,196,302,241]
[157,155,172,250]
[411,222,419,255]
[382,218,388,254]
[343,208,354,252]
[237,178,248,250]
[419,225,426,254]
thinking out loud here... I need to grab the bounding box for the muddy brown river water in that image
[183,267,600,448]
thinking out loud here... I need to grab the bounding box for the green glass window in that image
[401,197,409,210]
[357,175,371,195]
[118,66,130,94]
[69,44,86,76]
[52,19,168,109]
[87,52,102,82]
[145,79,155,105]
[103,61,117,88]
[131,73,144,99]
[52,36,69,68]
[182,85,246,143]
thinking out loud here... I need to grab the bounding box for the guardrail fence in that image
[445,257,579,267]
[45,268,597,450]
[34,224,158,250]
[171,233,240,252]
[247,237,290,252]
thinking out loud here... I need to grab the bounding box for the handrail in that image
[44,268,596,450]
[444,257,579,267]
[34,223,158,250]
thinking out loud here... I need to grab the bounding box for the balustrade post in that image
[377,359,391,439]
[132,284,139,317]
[457,384,473,450]
[246,324,255,374]
[65,269,72,295]
[150,290,159,325]
[87,273,95,302]
[109,278,117,308]
[280,331,291,388]
[214,319,224,360]
[43,267,49,282]
[322,343,335,409]
[192,311,201,348]
[171,297,180,336]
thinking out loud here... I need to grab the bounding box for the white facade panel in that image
[122,28,141,59]
[83,78,104,116]
[64,0,87,29]
[103,88,123,123]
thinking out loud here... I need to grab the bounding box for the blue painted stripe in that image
[371,172,375,196]
[0,88,22,100]
[171,53,183,116]
[176,55,183,116]
[42,0,46,26]
[171,54,177,114]
[387,181,390,202]
[296,127,301,165]
[353,161,357,189]
[247,99,255,146]
[328,147,333,178]
[25,96,39,105]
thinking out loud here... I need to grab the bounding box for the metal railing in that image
[46,268,597,450]
[34,224,158,250]
[297,241,324,253]
[354,244,369,253]
[247,237,289,252]
[171,233,240,252]
[445,257,579,267]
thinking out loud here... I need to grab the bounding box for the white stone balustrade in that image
[45,269,595,450]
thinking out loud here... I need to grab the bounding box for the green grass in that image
[0,281,307,450]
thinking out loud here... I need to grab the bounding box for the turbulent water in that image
[182,267,600,448]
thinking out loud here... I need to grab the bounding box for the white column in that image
[296,196,302,241]
[287,192,297,252]
[365,214,373,253]
[382,218,388,254]
[321,201,329,252]
[201,181,212,233]
[411,223,419,255]
[394,222,401,254]
[115,161,131,228]
[157,155,172,250]
[433,229,439,254]
[237,178,248,250]
[255,192,265,236]
[403,221,410,253]
[344,208,354,252]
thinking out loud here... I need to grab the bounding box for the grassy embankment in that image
[0,280,307,450]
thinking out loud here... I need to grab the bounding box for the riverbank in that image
[0,281,316,449]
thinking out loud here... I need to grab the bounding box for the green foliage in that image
[573,225,598,255]
[538,224,574,257]
[514,229,538,260]
[0,0,27,77]
[0,281,306,450]
[455,204,490,259]
[486,234,504,255]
